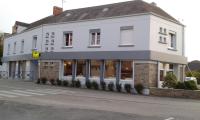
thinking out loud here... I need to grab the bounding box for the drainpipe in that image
[157,61,160,88]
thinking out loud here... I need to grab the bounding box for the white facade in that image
[2,13,186,88]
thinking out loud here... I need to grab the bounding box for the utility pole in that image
[61,0,66,9]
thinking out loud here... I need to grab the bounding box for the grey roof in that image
[28,0,180,30]
[15,21,30,27]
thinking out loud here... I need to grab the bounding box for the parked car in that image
[185,77,197,84]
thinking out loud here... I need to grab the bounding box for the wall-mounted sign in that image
[32,49,41,59]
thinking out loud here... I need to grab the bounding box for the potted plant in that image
[91,81,99,90]
[75,80,81,88]
[50,78,56,85]
[124,84,132,93]
[41,77,47,85]
[85,80,91,89]
[63,80,69,87]
[56,79,62,86]
[100,81,106,90]
[116,84,122,92]
[108,82,114,91]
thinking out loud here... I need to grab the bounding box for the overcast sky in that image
[0,0,199,61]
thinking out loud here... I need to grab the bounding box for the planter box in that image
[150,87,200,99]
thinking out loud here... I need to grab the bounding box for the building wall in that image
[4,15,150,57]
[149,15,184,56]
[134,62,158,88]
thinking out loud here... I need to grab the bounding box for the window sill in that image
[159,32,167,35]
[88,45,101,48]
[118,44,135,47]
[158,41,167,44]
[168,47,177,51]
[62,46,73,49]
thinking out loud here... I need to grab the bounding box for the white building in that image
[2,0,187,88]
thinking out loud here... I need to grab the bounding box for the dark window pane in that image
[77,60,86,77]
[121,61,132,80]
[64,60,73,76]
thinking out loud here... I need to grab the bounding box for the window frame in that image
[168,31,177,51]
[7,44,10,55]
[32,35,37,50]
[119,26,134,47]
[13,42,17,54]
[63,31,73,48]
[120,60,133,80]
[104,60,117,80]
[89,29,101,47]
[21,40,24,53]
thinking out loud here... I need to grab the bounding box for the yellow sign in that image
[32,50,40,59]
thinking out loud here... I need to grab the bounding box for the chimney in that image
[53,6,63,16]
[151,2,157,6]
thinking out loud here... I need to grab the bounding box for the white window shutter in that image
[120,29,133,45]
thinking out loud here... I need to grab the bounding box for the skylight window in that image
[65,13,71,17]
[102,8,109,12]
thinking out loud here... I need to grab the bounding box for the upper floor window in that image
[120,26,134,46]
[64,32,73,47]
[7,44,10,55]
[169,32,176,49]
[159,27,163,33]
[164,28,167,34]
[32,36,37,50]
[13,42,16,54]
[89,29,100,46]
[21,40,24,53]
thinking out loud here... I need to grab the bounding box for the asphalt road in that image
[0,79,200,120]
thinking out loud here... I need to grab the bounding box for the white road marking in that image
[0,93,17,98]
[165,117,175,120]
[0,90,32,97]
[12,90,45,96]
[26,89,66,94]
[0,89,73,99]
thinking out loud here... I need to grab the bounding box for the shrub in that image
[116,84,122,92]
[108,82,114,91]
[36,78,40,84]
[50,78,56,85]
[100,81,106,90]
[175,81,185,89]
[85,80,91,89]
[63,81,69,87]
[91,81,99,90]
[162,73,178,88]
[56,79,62,86]
[70,80,76,87]
[184,81,198,90]
[41,77,47,84]
[134,83,144,94]
[75,80,81,88]
[124,84,132,93]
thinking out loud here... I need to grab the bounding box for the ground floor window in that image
[105,60,116,79]
[121,61,133,80]
[64,60,73,76]
[76,60,86,77]
[90,60,101,78]
[160,70,164,81]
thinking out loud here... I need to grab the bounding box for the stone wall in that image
[134,63,157,88]
[40,61,59,80]
[150,88,200,99]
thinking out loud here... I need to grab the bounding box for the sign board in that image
[32,49,40,59]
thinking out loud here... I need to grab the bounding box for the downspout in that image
[38,25,44,79]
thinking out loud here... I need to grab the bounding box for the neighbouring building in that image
[2,0,187,88]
